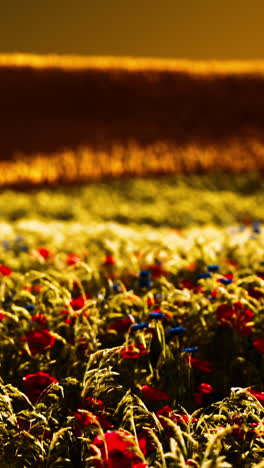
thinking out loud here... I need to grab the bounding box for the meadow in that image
[0,173,263,467]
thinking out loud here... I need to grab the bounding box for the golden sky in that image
[1,0,264,59]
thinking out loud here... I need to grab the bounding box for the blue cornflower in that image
[139,279,152,288]
[149,312,165,319]
[19,245,29,252]
[182,346,199,353]
[168,327,186,336]
[131,322,149,331]
[138,270,152,288]
[139,270,151,278]
[196,273,212,280]
[218,278,233,285]
[24,304,35,312]
[207,264,219,272]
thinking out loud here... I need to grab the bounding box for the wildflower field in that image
[0,174,264,467]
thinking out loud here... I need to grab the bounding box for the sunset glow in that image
[2,53,264,75]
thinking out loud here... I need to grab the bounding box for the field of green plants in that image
[0,174,264,467]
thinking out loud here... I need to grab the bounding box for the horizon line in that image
[2,53,264,74]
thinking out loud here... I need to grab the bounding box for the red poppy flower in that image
[155,405,173,418]
[137,430,155,457]
[23,372,58,403]
[185,356,212,373]
[108,315,134,333]
[0,265,12,276]
[128,464,147,468]
[62,309,84,326]
[67,253,81,265]
[76,337,88,353]
[248,389,264,403]
[81,397,113,429]
[155,405,179,431]
[148,263,168,279]
[209,290,218,298]
[0,312,5,321]
[216,302,253,336]
[180,279,197,290]
[155,406,197,433]
[37,247,52,259]
[198,383,213,393]
[216,303,233,323]
[229,415,244,426]
[31,314,47,326]
[70,296,85,310]
[141,385,170,401]
[120,343,148,359]
[147,297,154,308]
[97,415,114,430]
[224,273,234,280]
[74,410,98,430]
[64,316,76,326]
[174,414,195,424]
[194,382,213,405]
[91,430,146,468]
[103,255,116,266]
[235,307,254,336]
[22,329,55,355]
[74,410,113,435]
[83,396,105,412]
[60,309,70,315]
[253,338,264,353]
[231,426,246,440]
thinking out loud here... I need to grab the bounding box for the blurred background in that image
[1,0,264,59]
[1,1,264,188]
